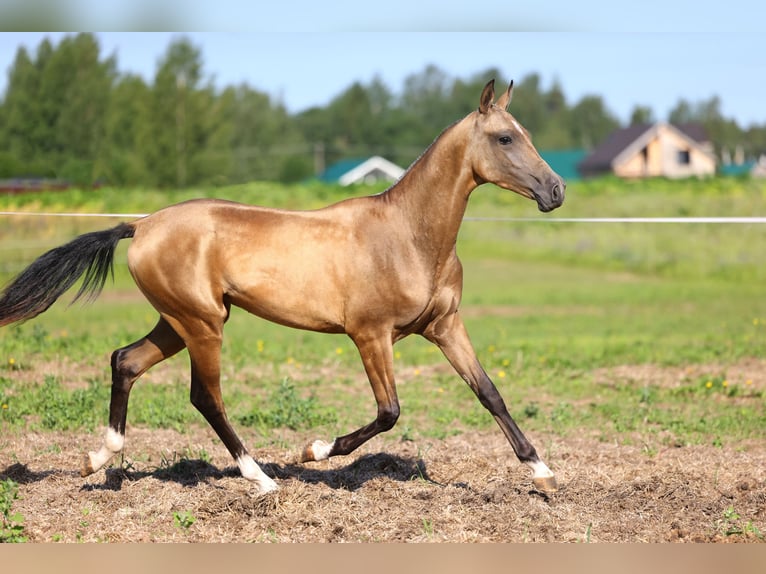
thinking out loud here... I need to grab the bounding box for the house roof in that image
[539,149,588,181]
[720,160,757,176]
[319,156,405,186]
[318,158,367,183]
[578,122,712,174]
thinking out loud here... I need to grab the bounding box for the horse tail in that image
[0,222,135,327]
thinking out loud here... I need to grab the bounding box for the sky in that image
[0,1,764,127]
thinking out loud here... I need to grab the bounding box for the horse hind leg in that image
[82,317,185,477]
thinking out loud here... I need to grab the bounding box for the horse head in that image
[470,79,565,212]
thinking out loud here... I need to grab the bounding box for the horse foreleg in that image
[302,332,399,462]
[424,312,558,493]
[82,317,185,477]
[184,334,278,494]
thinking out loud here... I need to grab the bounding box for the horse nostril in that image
[552,184,562,203]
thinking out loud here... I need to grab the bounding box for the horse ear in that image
[479,79,495,114]
[495,80,514,111]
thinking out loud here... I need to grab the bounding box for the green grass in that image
[0,178,765,451]
[0,478,27,543]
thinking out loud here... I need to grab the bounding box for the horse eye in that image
[499,136,512,145]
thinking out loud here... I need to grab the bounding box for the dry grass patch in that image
[2,426,764,543]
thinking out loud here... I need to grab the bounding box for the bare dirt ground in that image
[2,424,764,543]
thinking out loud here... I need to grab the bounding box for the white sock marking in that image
[527,459,554,479]
[87,427,125,473]
[237,455,278,494]
[309,439,334,461]
[104,427,124,452]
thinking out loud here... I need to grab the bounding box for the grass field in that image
[1,177,764,445]
[1,177,765,542]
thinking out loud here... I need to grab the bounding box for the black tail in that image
[0,223,135,327]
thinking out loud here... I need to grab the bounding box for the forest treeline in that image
[0,33,764,188]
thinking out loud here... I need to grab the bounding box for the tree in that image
[507,73,546,137]
[204,83,306,183]
[668,98,694,125]
[545,78,567,116]
[0,34,114,182]
[449,67,503,118]
[101,74,151,185]
[569,95,620,149]
[629,105,655,125]
[401,64,453,137]
[669,95,744,158]
[144,37,210,187]
[0,46,40,166]
[48,34,116,184]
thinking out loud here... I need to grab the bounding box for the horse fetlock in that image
[301,439,335,462]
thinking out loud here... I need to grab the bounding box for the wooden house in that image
[578,123,717,179]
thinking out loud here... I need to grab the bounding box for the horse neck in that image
[383,120,477,256]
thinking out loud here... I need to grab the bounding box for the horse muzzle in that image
[534,179,566,213]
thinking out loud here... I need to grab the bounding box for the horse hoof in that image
[533,475,558,494]
[80,453,95,477]
[254,477,279,496]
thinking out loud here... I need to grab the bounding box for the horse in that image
[0,80,565,494]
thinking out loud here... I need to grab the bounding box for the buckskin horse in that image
[0,80,565,494]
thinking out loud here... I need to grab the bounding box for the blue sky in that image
[0,1,764,126]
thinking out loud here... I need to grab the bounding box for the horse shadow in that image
[1,452,440,493]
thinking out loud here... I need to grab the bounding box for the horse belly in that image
[225,258,349,334]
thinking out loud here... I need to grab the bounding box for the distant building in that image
[719,155,766,179]
[319,156,405,186]
[754,156,766,179]
[540,150,588,182]
[578,123,717,179]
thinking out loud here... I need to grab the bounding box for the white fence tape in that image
[2,211,766,224]
[464,217,766,223]
[0,211,148,218]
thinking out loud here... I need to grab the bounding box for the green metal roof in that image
[540,149,588,181]
[318,158,367,183]
[719,161,756,177]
